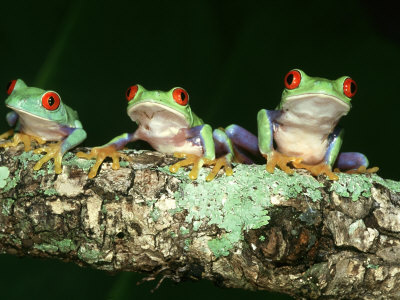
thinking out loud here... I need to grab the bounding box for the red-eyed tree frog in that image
[257,69,378,180]
[77,85,257,181]
[0,79,87,173]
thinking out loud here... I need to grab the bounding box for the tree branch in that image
[1,145,400,299]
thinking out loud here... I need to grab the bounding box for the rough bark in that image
[1,145,400,299]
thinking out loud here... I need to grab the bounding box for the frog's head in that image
[126,84,198,128]
[5,79,69,124]
[278,69,356,123]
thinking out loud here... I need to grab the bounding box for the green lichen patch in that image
[1,197,15,215]
[55,239,77,253]
[150,207,161,222]
[13,151,42,169]
[0,166,10,189]
[34,243,59,253]
[330,173,400,201]
[77,246,101,263]
[165,164,324,258]
[1,169,21,192]
[62,151,95,172]
[43,188,58,196]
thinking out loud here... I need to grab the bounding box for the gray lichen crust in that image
[1,144,400,299]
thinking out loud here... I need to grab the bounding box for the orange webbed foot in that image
[203,155,233,181]
[169,153,233,181]
[334,165,379,175]
[33,141,64,173]
[169,153,204,180]
[76,145,132,178]
[0,132,45,152]
[263,151,302,175]
[0,129,14,140]
[292,161,339,180]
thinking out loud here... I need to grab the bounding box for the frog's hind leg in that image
[0,132,45,152]
[225,124,262,164]
[334,152,379,174]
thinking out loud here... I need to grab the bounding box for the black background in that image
[1,0,399,299]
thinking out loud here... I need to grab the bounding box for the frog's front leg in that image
[257,109,301,174]
[76,132,135,178]
[34,122,87,174]
[169,124,218,180]
[0,132,46,152]
[203,128,234,181]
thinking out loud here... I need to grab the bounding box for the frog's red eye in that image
[42,91,61,111]
[126,85,138,101]
[6,80,17,95]
[172,88,189,106]
[343,77,357,98]
[284,70,301,89]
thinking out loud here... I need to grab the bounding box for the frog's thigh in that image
[225,124,259,155]
[334,152,369,170]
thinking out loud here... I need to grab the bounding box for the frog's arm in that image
[60,120,87,154]
[33,120,87,174]
[324,127,344,167]
[199,124,215,160]
[257,109,281,155]
[102,133,136,150]
[257,109,302,174]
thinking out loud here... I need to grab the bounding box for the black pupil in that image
[180,92,185,101]
[127,88,131,97]
[350,82,356,94]
[48,96,55,106]
[286,74,294,85]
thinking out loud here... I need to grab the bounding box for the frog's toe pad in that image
[204,156,233,181]
[343,165,379,175]
[264,151,302,175]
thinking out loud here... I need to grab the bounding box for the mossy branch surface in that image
[1,145,400,299]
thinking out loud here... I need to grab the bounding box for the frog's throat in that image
[281,93,350,121]
[127,101,191,128]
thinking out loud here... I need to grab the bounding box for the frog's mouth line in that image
[6,105,53,121]
[128,101,190,129]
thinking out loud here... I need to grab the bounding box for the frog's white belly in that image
[129,101,204,156]
[274,126,328,164]
[135,125,204,156]
[17,111,67,141]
